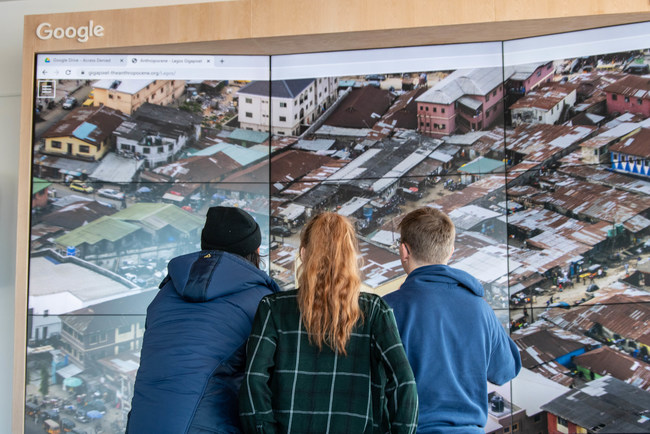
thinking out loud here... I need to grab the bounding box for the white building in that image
[237,78,338,136]
[113,102,202,168]
[510,85,577,126]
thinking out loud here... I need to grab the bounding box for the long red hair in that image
[297,212,362,355]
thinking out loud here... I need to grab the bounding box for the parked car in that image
[69,182,94,194]
[270,226,292,237]
[62,97,77,110]
[97,188,125,200]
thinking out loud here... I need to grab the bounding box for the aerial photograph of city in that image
[25,37,650,433]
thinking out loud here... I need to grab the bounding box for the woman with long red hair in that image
[239,212,418,433]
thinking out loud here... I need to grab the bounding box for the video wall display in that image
[25,21,650,433]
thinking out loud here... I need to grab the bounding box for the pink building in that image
[604,75,650,117]
[507,61,555,95]
[417,62,554,137]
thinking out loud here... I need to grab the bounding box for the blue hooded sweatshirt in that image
[127,250,280,434]
[383,265,521,433]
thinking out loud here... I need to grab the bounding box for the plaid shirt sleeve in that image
[239,297,278,433]
[372,300,419,434]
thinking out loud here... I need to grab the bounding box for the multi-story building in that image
[610,127,650,177]
[59,289,157,369]
[113,102,202,168]
[92,79,186,115]
[41,105,128,161]
[28,250,136,345]
[237,78,338,136]
[417,63,553,137]
[510,84,577,126]
[604,74,650,118]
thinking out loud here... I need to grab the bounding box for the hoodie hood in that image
[406,264,484,297]
[165,250,280,302]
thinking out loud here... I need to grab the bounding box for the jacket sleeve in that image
[373,299,419,434]
[487,314,522,386]
[239,298,279,433]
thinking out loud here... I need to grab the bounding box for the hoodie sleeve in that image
[239,298,279,433]
[487,314,522,386]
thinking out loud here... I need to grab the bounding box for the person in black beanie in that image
[128,206,280,434]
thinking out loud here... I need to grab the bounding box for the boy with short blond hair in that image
[384,207,521,434]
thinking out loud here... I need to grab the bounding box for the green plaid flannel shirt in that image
[239,290,418,434]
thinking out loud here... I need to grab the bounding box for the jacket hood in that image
[165,250,280,302]
[407,264,484,297]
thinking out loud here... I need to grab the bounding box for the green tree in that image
[39,366,49,397]
[179,101,202,114]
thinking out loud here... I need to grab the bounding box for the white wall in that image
[0,1,217,430]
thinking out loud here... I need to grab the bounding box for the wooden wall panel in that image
[494,0,650,21]
[249,0,497,38]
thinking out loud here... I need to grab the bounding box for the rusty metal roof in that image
[531,173,650,229]
[610,127,650,157]
[573,346,650,391]
[603,74,650,99]
[542,292,650,347]
[510,84,577,111]
[512,321,599,369]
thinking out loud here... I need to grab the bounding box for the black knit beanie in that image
[200,206,261,256]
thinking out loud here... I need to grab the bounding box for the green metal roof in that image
[55,216,140,247]
[458,157,504,175]
[32,177,52,195]
[229,128,269,144]
[55,203,203,247]
[113,203,203,234]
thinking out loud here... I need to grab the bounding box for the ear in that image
[445,246,455,264]
[399,242,410,260]
[300,247,305,260]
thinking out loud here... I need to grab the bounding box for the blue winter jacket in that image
[127,250,280,434]
[384,265,521,433]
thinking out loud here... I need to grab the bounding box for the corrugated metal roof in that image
[531,175,650,229]
[55,215,140,247]
[416,67,504,104]
[459,156,504,174]
[228,128,270,144]
[541,376,650,432]
[573,346,650,391]
[603,74,650,98]
[510,85,576,111]
[42,106,128,146]
[449,205,500,231]
[512,322,599,368]
[542,292,650,347]
[89,152,145,183]
[610,127,650,157]
[190,143,267,166]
